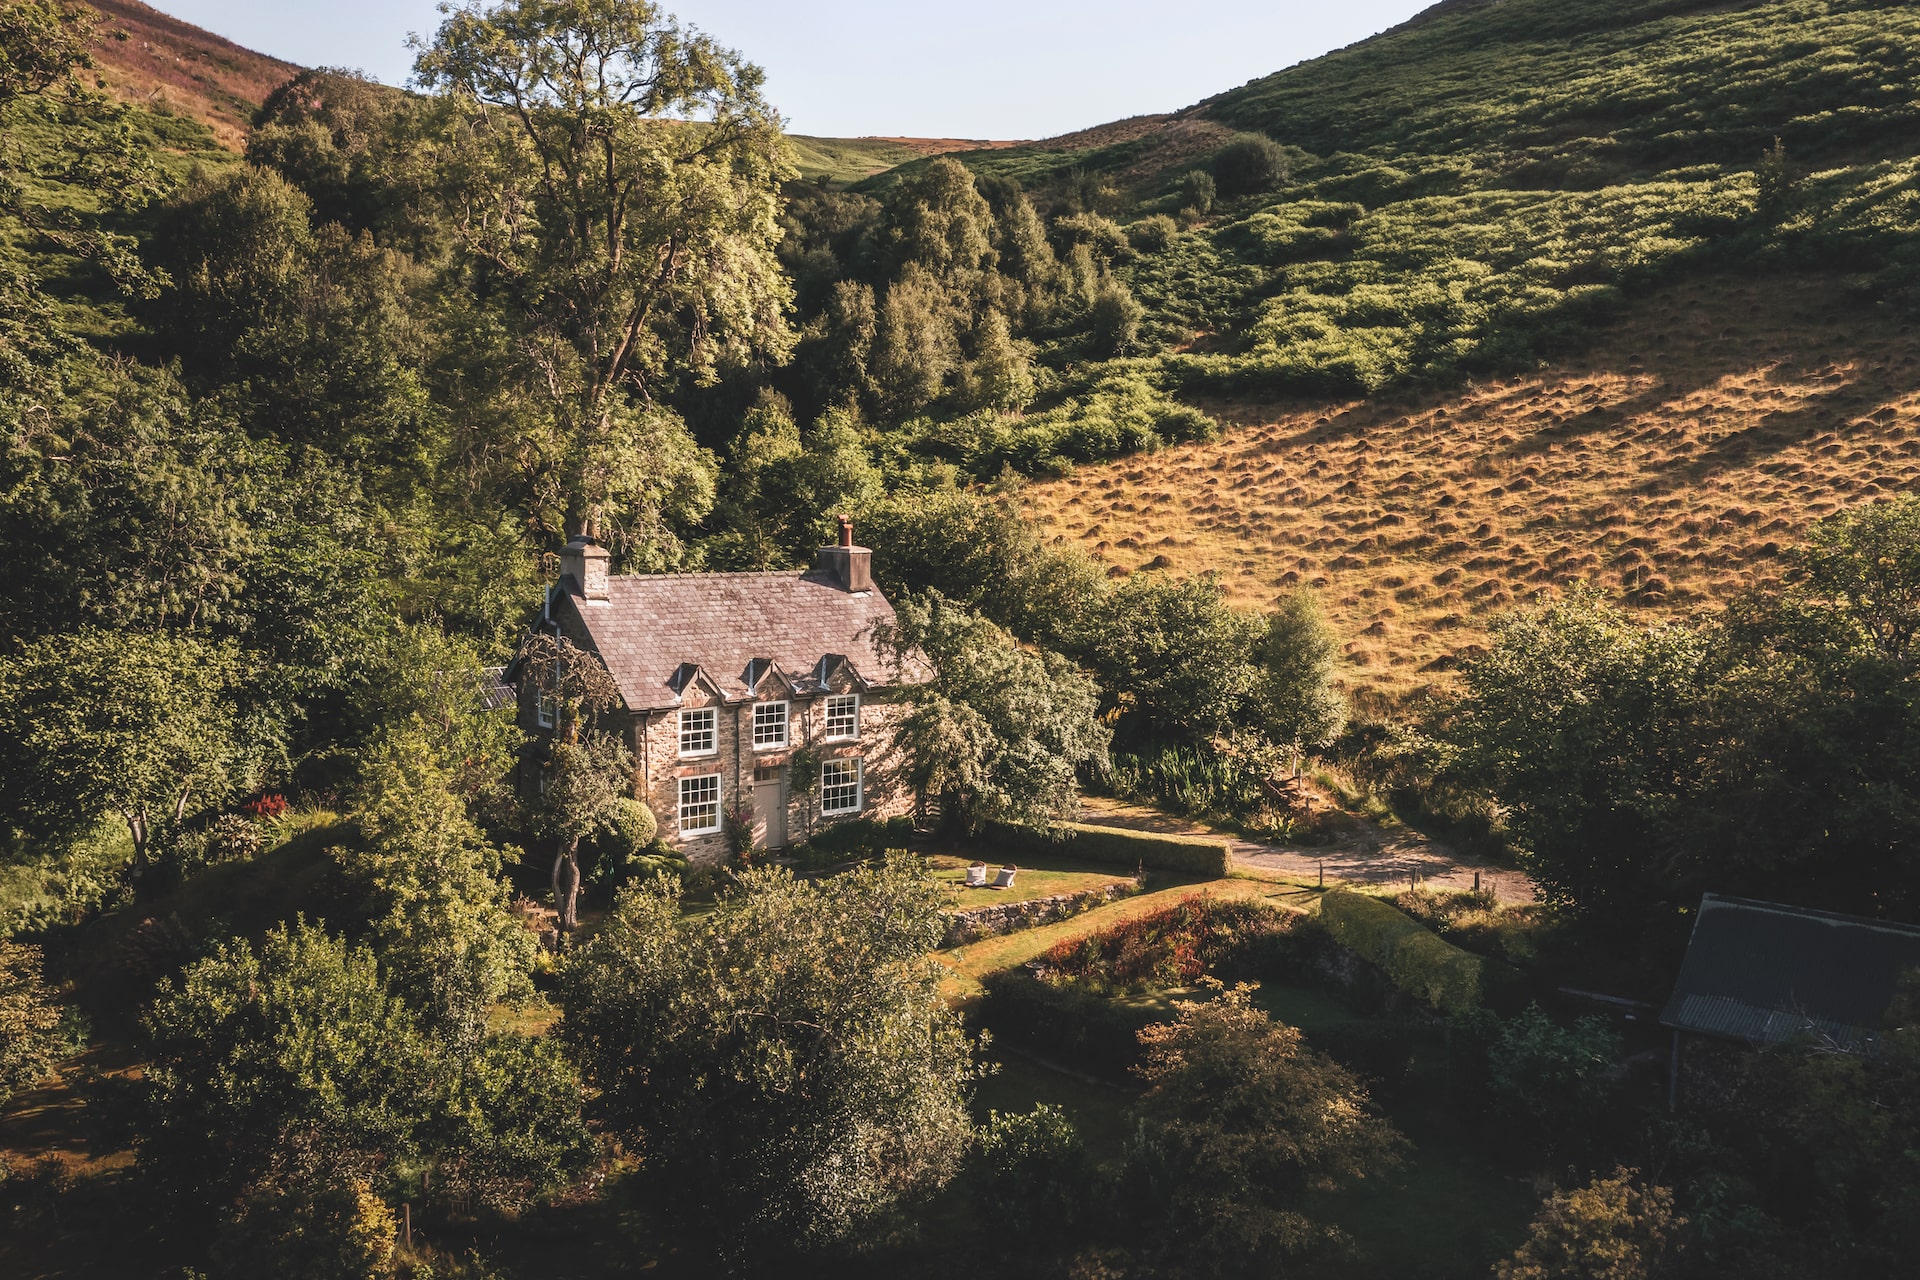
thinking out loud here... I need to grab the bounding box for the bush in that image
[1489,1005,1623,1153]
[790,814,915,869]
[1212,133,1290,197]
[1037,894,1287,993]
[1316,888,1484,1014]
[1128,214,1179,253]
[209,1176,399,1280]
[981,820,1231,877]
[973,1105,1096,1241]
[1176,169,1216,215]
[1086,281,1145,357]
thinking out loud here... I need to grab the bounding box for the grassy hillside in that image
[849,0,1920,693]
[81,0,298,148]
[1024,271,1920,695]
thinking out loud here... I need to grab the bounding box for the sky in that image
[150,0,1432,139]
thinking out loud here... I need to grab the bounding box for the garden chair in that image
[965,862,989,887]
[990,865,1017,890]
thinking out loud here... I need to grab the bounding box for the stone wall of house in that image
[626,691,910,867]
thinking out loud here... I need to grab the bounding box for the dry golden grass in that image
[1025,274,1920,698]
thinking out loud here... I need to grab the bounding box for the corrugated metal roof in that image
[1660,894,1920,1050]
[479,666,516,713]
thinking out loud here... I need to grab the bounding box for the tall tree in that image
[414,0,794,550]
[0,629,246,878]
[874,594,1109,829]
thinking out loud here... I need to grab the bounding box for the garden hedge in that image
[1317,888,1484,1015]
[980,821,1232,878]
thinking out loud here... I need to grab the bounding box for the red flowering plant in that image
[241,794,288,821]
[1036,895,1276,994]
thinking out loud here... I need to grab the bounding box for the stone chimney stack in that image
[559,513,611,601]
[814,514,872,592]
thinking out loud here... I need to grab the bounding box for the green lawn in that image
[925,850,1136,910]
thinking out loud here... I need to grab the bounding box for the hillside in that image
[1024,271,1920,696]
[840,0,1920,694]
[80,0,297,148]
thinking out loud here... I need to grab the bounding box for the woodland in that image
[4,0,1920,1277]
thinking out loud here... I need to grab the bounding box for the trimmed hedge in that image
[1317,888,1484,1015]
[981,821,1232,877]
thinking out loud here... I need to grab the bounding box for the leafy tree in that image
[869,263,961,415]
[1446,588,1709,917]
[0,629,246,878]
[0,361,258,643]
[0,939,64,1107]
[1085,279,1144,357]
[708,395,881,568]
[560,857,976,1262]
[1078,572,1264,749]
[874,156,997,288]
[1127,983,1405,1272]
[875,594,1109,829]
[141,919,590,1222]
[1791,492,1920,667]
[414,0,793,541]
[857,486,1105,654]
[350,731,537,1047]
[1499,1169,1683,1280]
[961,308,1036,413]
[539,733,633,932]
[1253,588,1347,767]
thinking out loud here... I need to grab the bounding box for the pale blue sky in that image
[150,0,1430,138]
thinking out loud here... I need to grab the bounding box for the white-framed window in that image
[678,707,717,757]
[752,700,789,750]
[678,774,722,834]
[536,690,557,729]
[820,757,863,815]
[823,693,860,742]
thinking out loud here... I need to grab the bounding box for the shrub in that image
[209,1176,399,1280]
[1316,888,1484,1014]
[981,820,1231,877]
[1497,1168,1682,1280]
[0,940,64,1107]
[1489,1005,1623,1152]
[973,1105,1096,1240]
[790,814,915,869]
[1128,214,1179,253]
[1086,280,1145,356]
[1212,133,1290,197]
[1037,894,1286,993]
[1176,169,1216,215]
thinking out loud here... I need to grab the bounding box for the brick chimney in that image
[814,514,872,592]
[559,513,611,601]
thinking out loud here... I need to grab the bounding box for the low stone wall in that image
[942,879,1142,949]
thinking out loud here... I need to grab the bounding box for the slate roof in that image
[555,567,917,712]
[1659,894,1920,1053]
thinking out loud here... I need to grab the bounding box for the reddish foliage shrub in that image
[1038,895,1281,992]
[242,794,288,820]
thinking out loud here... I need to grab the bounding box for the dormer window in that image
[752,701,789,750]
[679,707,717,757]
[823,693,860,742]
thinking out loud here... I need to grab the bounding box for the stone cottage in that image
[516,517,922,863]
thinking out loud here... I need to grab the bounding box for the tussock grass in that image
[1025,273,1920,695]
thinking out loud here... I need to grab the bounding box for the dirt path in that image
[1079,796,1537,903]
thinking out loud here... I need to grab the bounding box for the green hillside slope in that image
[855,0,1920,475]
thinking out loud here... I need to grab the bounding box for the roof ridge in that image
[611,568,812,582]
